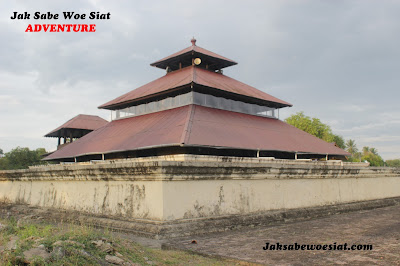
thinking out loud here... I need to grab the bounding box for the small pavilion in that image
[45,39,349,161]
[45,114,108,149]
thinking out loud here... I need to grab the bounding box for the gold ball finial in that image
[191,37,196,46]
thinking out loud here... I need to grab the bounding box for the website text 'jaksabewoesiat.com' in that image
[263,242,373,251]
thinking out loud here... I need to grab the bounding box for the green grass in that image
[0,217,254,266]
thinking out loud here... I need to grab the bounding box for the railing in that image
[111,92,278,120]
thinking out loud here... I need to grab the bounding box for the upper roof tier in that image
[44,114,108,138]
[99,66,292,110]
[150,38,237,71]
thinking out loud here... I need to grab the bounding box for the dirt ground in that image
[163,204,400,265]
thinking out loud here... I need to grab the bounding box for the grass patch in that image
[0,217,254,265]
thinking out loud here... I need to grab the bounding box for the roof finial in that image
[191,37,196,46]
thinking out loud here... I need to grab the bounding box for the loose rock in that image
[105,255,125,265]
[6,236,19,250]
[91,239,104,247]
[100,242,114,253]
[23,246,50,262]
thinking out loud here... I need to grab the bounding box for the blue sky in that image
[0,0,399,159]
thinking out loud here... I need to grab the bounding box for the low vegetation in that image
[0,217,248,265]
[0,147,49,170]
[386,159,400,168]
[285,111,345,149]
[285,112,390,166]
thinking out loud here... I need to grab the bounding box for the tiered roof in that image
[45,39,349,161]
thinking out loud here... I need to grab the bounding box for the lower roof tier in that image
[44,105,350,161]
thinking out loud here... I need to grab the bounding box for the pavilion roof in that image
[150,39,237,70]
[44,114,108,138]
[44,105,349,160]
[98,66,292,110]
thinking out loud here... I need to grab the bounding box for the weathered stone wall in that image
[162,177,400,220]
[0,155,399,238]
[0,180,163,220]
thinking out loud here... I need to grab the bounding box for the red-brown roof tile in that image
[150,44,237,69]
[186,105,348,155]
[45,105,349,160]
[45,114,108,138]
[98,66,292,109]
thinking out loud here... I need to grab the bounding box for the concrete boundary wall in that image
[0,155,399,238]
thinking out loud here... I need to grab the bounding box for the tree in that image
[285,112,346,149]
[369,148,378,155]
[361,146,385,167]
[0,148,3,155]
[332,135,345,150]
[0,156,8,169]
[0,147,48,170]
[345,139,362,162]
[386,159,400,167]
[285,112,386,166]
[346,139,358,156]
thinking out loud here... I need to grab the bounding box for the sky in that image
[0,0,399,160]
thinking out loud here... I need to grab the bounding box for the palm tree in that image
[369,148,378,155]
[345,139,358,156]
[362,146,370,155]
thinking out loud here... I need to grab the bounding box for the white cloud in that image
[336,120,400,133]
[0,95,20,106]
[358,135,400,143]
[338,104,374,112]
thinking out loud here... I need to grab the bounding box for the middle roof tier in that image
[98,66,292,110]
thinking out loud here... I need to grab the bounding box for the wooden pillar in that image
[57,137,60,146]
[70,131,73,143]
